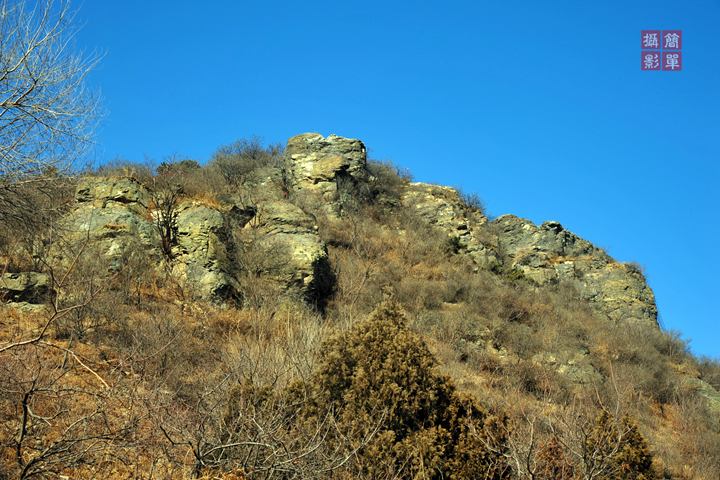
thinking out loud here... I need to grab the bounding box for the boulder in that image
[237,200,332,302]
[60,177,162,271]
[684,378,720,419]
[58,177,334,306]
[532,345,602,385]
[172,201,241,302]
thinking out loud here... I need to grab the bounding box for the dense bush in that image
[156,154,201,176]
[335,158,413,219]
[292,300,510,479]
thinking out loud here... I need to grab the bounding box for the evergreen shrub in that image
[292,300,510,479]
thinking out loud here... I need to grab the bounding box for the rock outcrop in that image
[491,215,658,327]
[282,132,369,214]
[235,200,332,302]
[62,176,162,271]
[46,176,333,305]
[2,134,659,330]
[401,183,500,269]
[0,272,50,303]
[400,185,658,328]
[685,377,720,417]
[171,201,240,301]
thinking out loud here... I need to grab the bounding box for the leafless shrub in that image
[150,171,185,259]
[456,185,489,217]
[697,355,720,392]
[0,174,77,273]
[210,135,284,191]
[91,155,156,184]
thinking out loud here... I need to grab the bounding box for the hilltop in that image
[1,133,719,479]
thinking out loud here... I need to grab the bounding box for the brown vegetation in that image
[1,136,719,479]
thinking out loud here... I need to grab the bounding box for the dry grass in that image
[2,154,718,479]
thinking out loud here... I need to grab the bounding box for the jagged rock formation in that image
[3,133,659,331]
[401,183,500,268]
[75,175,151,213]
[47,176,333,305]
[492,215,658,327]
[282,132,369,214]
[399,182,658,328]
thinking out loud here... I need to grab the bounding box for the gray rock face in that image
[0,272,50,303]
[685,378,720,419]
[238,200,332,302]
[172,201,241,301]
[282,133,369,213]
[63,177,162,271]
[398,185,658,328]
[493,216,610,264]
[62,178,334,305]
[402,183,500,268]
[75,176,150,215]
[68,178,243,303]
[532,346,601,385]
[491,215,658,327]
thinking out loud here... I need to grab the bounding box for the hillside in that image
[1,132,719,479]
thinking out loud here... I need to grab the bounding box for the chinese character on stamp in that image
[663,30,682,49]
[663,52,682,71]
[641,30,682,71]
[641,52,660,70]
[641,30,661,49]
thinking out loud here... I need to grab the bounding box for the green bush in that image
[156,153,201,176]
[292,300,509,479]
[490,263,530,285]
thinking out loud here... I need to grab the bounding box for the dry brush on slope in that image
[1,133,719,479]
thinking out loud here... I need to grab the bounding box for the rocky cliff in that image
[1,132,658,330]
[401,181,658,328]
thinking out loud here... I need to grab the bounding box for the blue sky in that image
[72,1,719,358]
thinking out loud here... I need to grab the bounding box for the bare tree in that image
[0,0,104,255]
[0,0,103,180]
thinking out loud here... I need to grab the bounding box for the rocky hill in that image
[1,133,718,479]
[5,133,657,326]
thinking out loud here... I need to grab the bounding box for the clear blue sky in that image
[73,1,719,358]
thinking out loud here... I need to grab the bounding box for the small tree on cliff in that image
[292,300,510,479]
